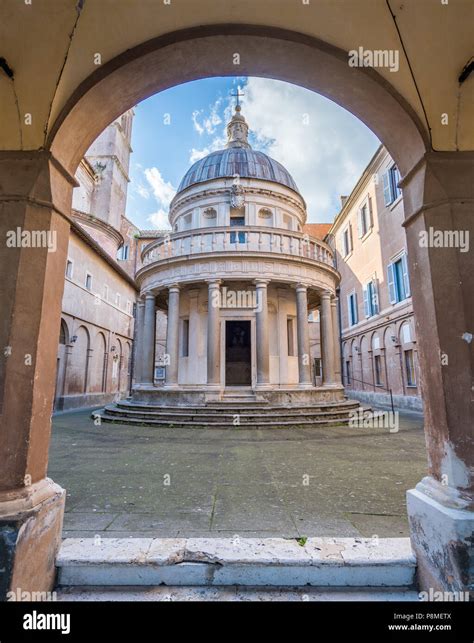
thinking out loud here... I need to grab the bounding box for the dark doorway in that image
[225,320,251,386]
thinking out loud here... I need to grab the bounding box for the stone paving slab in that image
[49,408,427,538]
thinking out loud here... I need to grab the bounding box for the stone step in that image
[96,412,353,428]
[57,586,419,601]
[56,537,416,589]
[116,400,361,412]
[105,406,359,420]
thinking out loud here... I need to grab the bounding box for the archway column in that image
[254,279,270,388]
[320,291,336,386]
[402,153,474,594]
[0,152,72,599]
[164,285,180,387]
[142,293,156,386]
[295,284,312,387]
[206,280,221,388]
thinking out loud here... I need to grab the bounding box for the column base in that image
[298,382,314,389]
[0,479,65,600]
[407,476,473,596]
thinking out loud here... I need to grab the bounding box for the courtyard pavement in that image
[49,407,427,539]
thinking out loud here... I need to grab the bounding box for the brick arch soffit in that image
[47,25,429,179]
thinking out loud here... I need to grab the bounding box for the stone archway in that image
[0,25,472,597]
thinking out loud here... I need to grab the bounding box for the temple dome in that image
[177,147,300,195]
[176,103,300,197]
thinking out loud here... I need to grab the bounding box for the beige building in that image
[54,111,139,410]
[328,146,422,411]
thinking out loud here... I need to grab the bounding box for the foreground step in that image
[57,537,416,588]
[57,585,419,601]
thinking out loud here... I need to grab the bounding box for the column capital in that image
[294,283,309,293]
[320,290,332,300]
[168,283,180,293]
[254,279,270,288]
[206,279,222,288]
[144,291,156,300]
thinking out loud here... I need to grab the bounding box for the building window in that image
[374,355,383,386]
[66,260,73,279]
[313,358,322,378]
[117,244,129,261]
[345,360,351,385]
[287,317,295,356]
[85,273,92,290]
[182,319,189,357]
[358,198,372,238]
[404,349,416,386]
[126,300,132,315]
[347,292,358,326]
[363,279,379,317]
[383,165,402,206]
[104,285,109,301]
[115,293,121,308]
[388,253,411,304]
[342,224,353,257]
[230,216,246,243]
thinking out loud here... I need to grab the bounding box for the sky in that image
[125,76,380,230]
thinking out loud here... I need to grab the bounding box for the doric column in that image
[255,279,270,387]
[165,285,180,387]
[206,280,221,387]
[331,296,342,385]
[295,284,312,386]
[142,292,156,386]
[134,298,145,384]
[320,291,336,386]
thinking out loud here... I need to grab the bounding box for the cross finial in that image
[231,88,245,111]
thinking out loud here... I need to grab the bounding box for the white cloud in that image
[136,183,150,199]
[147,209,171,230]
[192,100,223,136]
[144,167,176,206]
[187,79,379,222]
[142,167,176,229]
[240,78,380,222]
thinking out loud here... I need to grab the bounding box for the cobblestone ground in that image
[49,408,427,539]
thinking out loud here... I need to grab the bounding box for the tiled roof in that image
[302,223,332,240]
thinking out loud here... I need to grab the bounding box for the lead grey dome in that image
[177,148,300,195]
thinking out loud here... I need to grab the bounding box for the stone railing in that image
[141,226,335,268]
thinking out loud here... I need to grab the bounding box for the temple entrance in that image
[225,320,251,386]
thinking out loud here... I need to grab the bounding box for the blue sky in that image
[125,77,380,230]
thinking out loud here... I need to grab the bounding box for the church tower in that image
[72,109,135,258]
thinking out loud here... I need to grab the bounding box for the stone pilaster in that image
[0,151,73,599]
[402,152,474,594]
[321,291,336,386]
[331,297,342,385]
